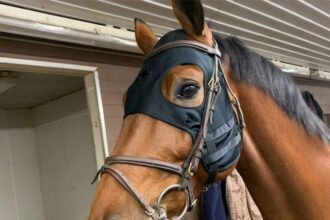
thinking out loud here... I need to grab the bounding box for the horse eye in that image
[178,84,200,99]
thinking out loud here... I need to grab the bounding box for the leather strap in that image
[181,49,220,174]
[144,40,222,62]
[106,155,183,175]
[102,166,159,219]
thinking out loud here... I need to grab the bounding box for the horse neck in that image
[233,81,330,220]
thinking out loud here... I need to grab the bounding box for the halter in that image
[92,39,245,220]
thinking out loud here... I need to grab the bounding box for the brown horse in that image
[89,1,330,219]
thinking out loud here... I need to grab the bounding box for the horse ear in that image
[135,18,158,54]
[171,0,213,46]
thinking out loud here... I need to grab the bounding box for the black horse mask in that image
[125,30,242,179]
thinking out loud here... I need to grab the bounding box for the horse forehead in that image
[167,65,204,80]
[154,29,186,47]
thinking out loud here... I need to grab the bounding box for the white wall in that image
[0,90,97,220]
[34,111,97,220]
[0,110,45,220]
[33,90,97,220]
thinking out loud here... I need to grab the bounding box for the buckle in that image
[187,162,194,177]
[190,199,197,208]
[145,208,155,216]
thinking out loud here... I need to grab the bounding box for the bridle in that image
[92,40,245,220]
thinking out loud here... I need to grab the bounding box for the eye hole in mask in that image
[161,64,204,108]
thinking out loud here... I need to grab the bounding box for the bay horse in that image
[89,1,330,219]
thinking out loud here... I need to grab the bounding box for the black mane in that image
[214,34,330,144]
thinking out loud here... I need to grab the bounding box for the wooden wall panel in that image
[94,63,139,151]
[0,93,98,220]
[32,90,87,126]
[34,98,97,220]
[0,110,20,220]
[0,110,45,220]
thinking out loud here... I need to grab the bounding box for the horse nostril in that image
[106,214,122,220]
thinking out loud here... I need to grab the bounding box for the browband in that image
[144,40,222,62]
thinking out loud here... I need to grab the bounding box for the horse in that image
[88,1,330,219]
[302,91,323,119]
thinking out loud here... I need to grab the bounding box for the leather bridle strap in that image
[144,40,221,62]
[182,55,220,172]
[106,155,183,175]
[92,156,188,220]
[178,52,221,210]
[101,166,159,219]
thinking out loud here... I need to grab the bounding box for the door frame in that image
[0,57,108,168]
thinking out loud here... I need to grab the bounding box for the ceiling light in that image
[272,60,310,76]
[35,22,65,32]
[311,70,330,81]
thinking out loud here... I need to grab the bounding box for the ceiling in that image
[0,0,329,72]
[0,71,84,109]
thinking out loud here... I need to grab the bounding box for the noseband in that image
[92,40,245,220]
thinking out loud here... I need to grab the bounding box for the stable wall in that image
[33,90,97,220]
[0,38,141,154]
[0,90,97,220]
[0,109,45,220]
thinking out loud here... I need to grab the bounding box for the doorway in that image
[0,57,107,220]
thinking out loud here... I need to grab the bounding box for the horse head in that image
[89,0,243,219]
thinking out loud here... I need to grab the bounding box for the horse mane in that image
[214,34,330,144]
